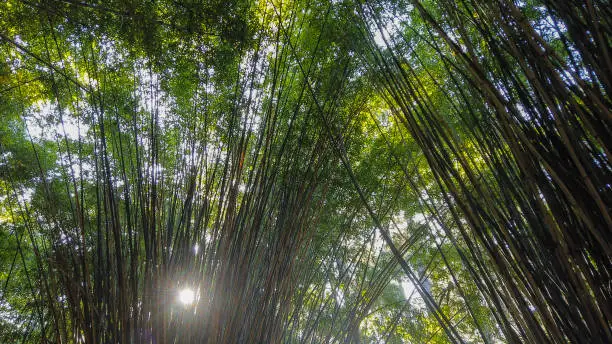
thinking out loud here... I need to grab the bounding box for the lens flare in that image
[179,288,195,305]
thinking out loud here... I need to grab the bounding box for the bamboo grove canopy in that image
[0,0,610,343]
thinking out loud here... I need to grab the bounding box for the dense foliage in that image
[0,0,609,343]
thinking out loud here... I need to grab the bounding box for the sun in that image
[178,288,195,305]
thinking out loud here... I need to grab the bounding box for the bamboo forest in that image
[0,0,610,343]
